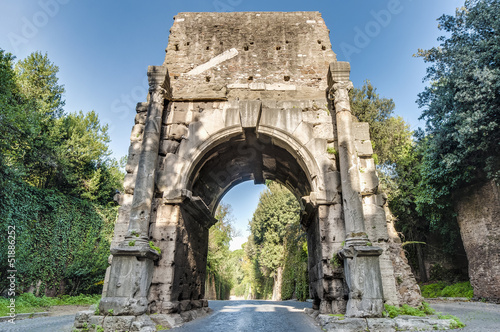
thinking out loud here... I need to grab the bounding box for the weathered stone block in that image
[239,100,262,128]
[123,173,136,194]
[150,313,184,328]
[291,121,314,145]
[354,139,373,156]
[159,140,180,155]
[224,107,241,127]
[394,316,454,331]
[302,109,332,125]
[377,242,399,306]
[136,102,148,113]
[366,318,396,331]
[135,112,147,125]
[198,108,225,135]
[130,124,145,142]
[176,122,210,159]
[363,201,389,242]
[313,123,335,141]
[260,107,302,134]
[130,315,155,332]
[102,316,135,331]
[360,168,379,195]
[319,315,368,332]
[166,108,192,125]
[166,124,188,140]
[73,310,94,328]
[352,122,370,141]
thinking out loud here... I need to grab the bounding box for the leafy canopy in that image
[416,0,500,191]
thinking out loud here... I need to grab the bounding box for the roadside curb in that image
[425,297,471,302]
[0,312,50,322]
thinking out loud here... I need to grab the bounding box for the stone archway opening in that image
[188,130,312,215]
[205,179,307,301]
[154,115,320,311]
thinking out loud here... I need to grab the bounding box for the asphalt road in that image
[429,300,500,332]
[167,300,322,332]
[0,299,499,331]
[0,314,75,332]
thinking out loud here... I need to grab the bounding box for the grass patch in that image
[0,293,101,316]
[421,281,473,299]
[383,302,465,329]
[437,314,466,329]
[383,304,427,318]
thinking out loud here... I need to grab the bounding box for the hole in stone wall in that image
[248,76,254,81]
[322,45,327,51]
[284,76,290,82]
[276,46,281,51]
[243,45,249,51]
[220,41,223,45]
[186,42,190,46]
[178,294,183,301]
[317,40,322,44]
[250,41,254,45]
[174,75,179,80]
[206,76,211,82]
[285,40,290,44]
[206,46,210,50]
[175,44,179,51]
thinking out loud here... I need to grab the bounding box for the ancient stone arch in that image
[75,11,421,331]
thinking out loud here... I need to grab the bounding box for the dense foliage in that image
[420,281,473,299]
[244,182,307,300]
[416,0,500,217]
[281,223,309,301]
[0,180,116,295]
[206,203,235,300]
[0,49,123,297]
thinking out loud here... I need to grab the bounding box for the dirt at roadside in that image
[47,305,90,317]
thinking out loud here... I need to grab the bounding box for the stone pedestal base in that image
[340,245,384,318]
[98,242,159,316]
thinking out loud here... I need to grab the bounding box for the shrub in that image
[420,281,473,299]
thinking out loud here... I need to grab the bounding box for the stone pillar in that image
[329,61,384,318]
[98,66,168,316]
[126,66,168,243]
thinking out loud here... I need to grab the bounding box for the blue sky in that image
[1,0,463,250]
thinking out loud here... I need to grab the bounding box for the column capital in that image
[328,61,351,86]
[329,81,353,112]
[147,65,171,100]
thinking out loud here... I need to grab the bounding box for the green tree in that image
[206,203,235,300]
[412,0,499,251]
[350,80,413,166]
[281,221,309,301]
[0,49,123,296]
[15,51,65,118]
[416,0,500,197]
[247,182,301,299]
